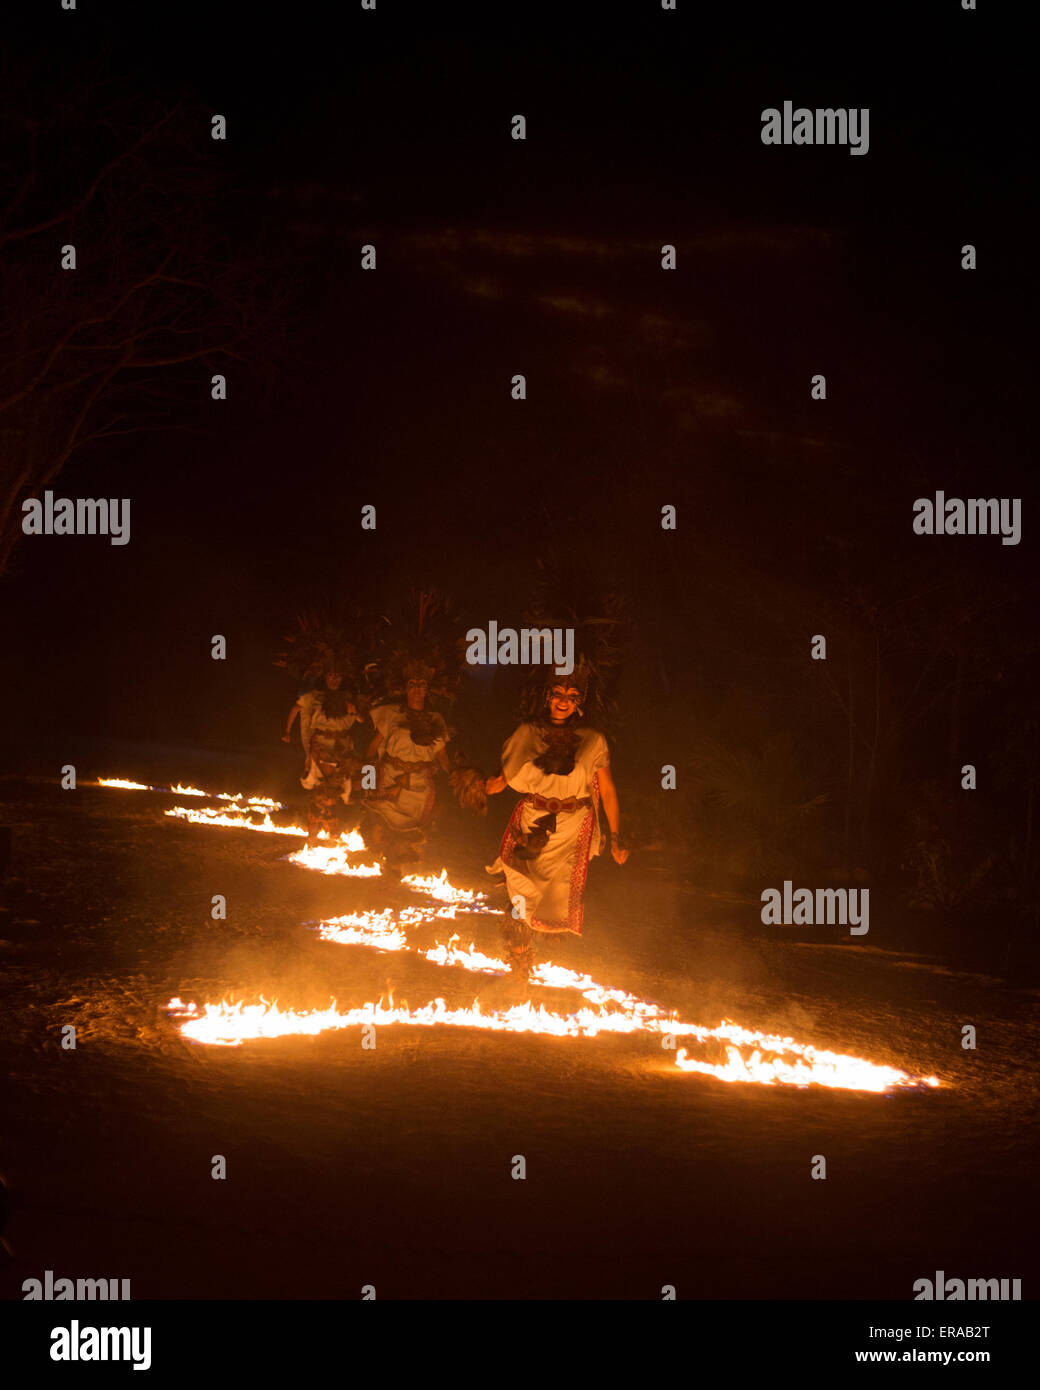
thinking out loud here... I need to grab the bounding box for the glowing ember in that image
[675,1032,941,1093]
[310,908,666,1002]
[170,906,941,1091]
[164,804,364,855]
[287,844,381,875]
[398,904,461,924]
[166,804,313,836]
[149,770,941,1092]
[171,789,286,808]
[179,788,285,809]
[313,914,505,972]
[419,934,506,974]
[163,992,939,1090]
[236,795,286,811]
[166,994,679,1048]
[98,776,286,809]
[315,911,408,950]
[402,868,496,911]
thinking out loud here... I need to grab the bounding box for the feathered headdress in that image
[517,560,629,729]
[275,608,359,685]
[370,588,467,704]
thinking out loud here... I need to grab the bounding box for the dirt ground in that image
[2,774,1038,1299]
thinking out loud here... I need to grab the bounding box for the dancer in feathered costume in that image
[484,583,629,981]
[361,590,483,870]
[277,613,362,843]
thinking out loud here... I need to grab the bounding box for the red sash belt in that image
[527,793,591,814]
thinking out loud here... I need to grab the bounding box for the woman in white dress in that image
[485,674,628,979]
[282,669,359,842]
[361,661,452,869]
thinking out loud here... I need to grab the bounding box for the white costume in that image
[487,722,608,934]
[365,703,448,831]
[297,688,358,800]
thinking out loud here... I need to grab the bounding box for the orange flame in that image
[132,770,940,1093]
[167,906,942,1092]
[402,868,497,912]
[163,991,939,1090]
[98,776,286,810]
[166,805,313,836]
[287,842,381,875]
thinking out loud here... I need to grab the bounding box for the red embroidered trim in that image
[499,796,526,864]
[498,772,602,936]
[531,808,594,935]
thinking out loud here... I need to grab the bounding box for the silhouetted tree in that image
[0,60,288,575]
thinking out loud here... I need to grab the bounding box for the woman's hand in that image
[611,839,629,865]
[281,732,292,744]
[485,774,507,795]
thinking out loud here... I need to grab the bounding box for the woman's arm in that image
[597,765,628,864]
[282,702,302,743]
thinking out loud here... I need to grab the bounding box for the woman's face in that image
[548,686,580,723]
[326,672,343,691]
[406,679,428,710]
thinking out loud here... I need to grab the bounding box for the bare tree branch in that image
[0,102,184,250]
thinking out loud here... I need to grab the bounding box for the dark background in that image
[1,0,1038,1312]
[0,0,1034,961]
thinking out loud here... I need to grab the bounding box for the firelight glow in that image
[286,842,381,875]
[97,776,286,810]
[166,905,942,1091]
[107,770,942,1092]
[166,804,314,836]
[164,990,939,1091]
[402,868,498,911]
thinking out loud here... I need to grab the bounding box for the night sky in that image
[1,0,1033,868]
